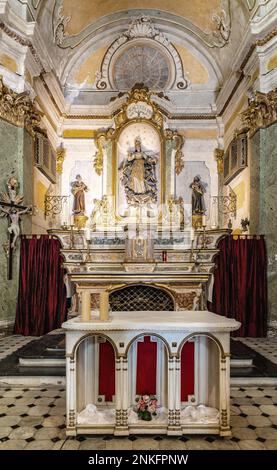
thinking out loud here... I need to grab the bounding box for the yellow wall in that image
[0,53,17,73]
[74,46,108,85]
[63,0,220,35]
[174,44,209,84]
[267,55,277,72]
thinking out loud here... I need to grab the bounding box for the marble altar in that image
[62,310,240,436]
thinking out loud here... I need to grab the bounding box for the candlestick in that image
[81,291,91,321]
[85,227,90,241]
[202,215,206,227]
[70,215,75,226]
[190,227,195,241]
[202,225,207,249]
[99,291,109,321]
[69,225,75,249]
[85,239,92,262]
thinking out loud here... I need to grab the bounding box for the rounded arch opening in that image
[178,333,221,425]
[75,334,116,424]
[109,284,175,312]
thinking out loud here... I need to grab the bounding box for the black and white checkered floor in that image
[0,335,277,450]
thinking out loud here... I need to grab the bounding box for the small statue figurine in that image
[241,217,250,232]
[7,177,22,203]
[6,207,31,248]
[189,175,206,215]
[71,175,88,216]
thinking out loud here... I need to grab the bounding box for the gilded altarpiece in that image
[93,87,184,226]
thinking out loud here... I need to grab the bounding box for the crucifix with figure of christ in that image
[0,177,32,280]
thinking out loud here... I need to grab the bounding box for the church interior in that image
[0,0,277,452]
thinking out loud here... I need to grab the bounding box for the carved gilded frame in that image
[93,87,185,219]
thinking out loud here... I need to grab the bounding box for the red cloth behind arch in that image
[14,235,67,336]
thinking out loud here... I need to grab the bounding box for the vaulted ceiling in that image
[29,0,253,113]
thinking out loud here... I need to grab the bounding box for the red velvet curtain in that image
[99,342,115,402]
[136,336,157,395]
[210,236,268,337]
[14,235,67,336]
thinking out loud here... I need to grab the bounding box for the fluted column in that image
[167,356,175,431]
[66,355,77,435]
[219,352,231,436]
[174,357,181,430]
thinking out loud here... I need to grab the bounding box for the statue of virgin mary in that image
[120,137,158,205]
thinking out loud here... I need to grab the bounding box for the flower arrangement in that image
[135,394,158,421]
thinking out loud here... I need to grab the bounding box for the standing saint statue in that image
[71,175,88,215]
[120,137,158,205]
[189,175,206,215]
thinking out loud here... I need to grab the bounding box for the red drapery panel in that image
[14,235,67,336]
[210,236,267,337]
[136,336,157,395]
[181,341,195,402]
[99,341,115,402]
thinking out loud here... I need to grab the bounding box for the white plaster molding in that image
[0,64,25,92]
[250,0,277,35]
[0,0,35,36]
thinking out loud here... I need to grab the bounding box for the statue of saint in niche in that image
[120,137,158,205]
[189,175,206,215]
[71,175,88,215]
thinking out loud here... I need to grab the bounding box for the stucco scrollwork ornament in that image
[241,88,277,137]
[164,129,185,175]
[0,76,41,135]
[214,148,224,174]
[93,128,115,176]
[54,6,71,47]
[174,292,199,310]
[126,15,159,39]
[95,16,189,92]
[112,85,165,130]
[205,1,231,48]
[56,143,66,174]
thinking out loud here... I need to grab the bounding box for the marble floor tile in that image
[106,439,133,450]
[231,428,257,440]
[25,440,55,450]
[132,437,160,450]
[259,405,277,415]
[239,405,262,416]
[247,415,271,427]
[264,440,277,450]
[230,416,249,428]
[0,439,27,450]
[9,426,35,440]
[79,438,106,450]
[237,440,266,450]
[61,438,80,450]
[255,428,277,440]
[0,426,11,439]
[186,439,213,450]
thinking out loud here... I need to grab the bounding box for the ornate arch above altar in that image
[94,16,189,91]
[92,86,185,220]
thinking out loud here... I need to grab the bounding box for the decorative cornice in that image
[214,148,224,174]
[241,88,277,137]
[0,21,45,73]
[0,75,42,135]
[255,28,277,46]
